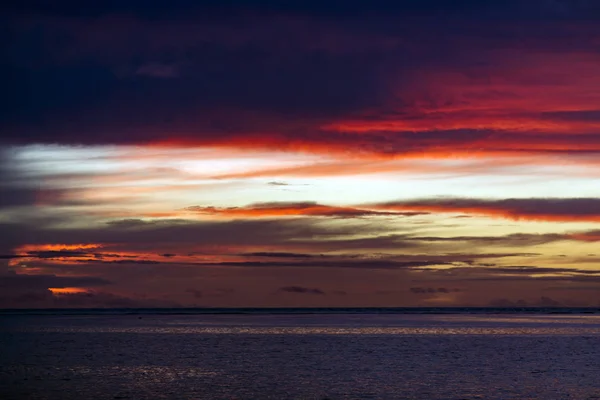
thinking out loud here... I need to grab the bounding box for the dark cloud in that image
[208,260,455,269]
[541,110,600,122]
[2,0,600,158]
[483,266,600,275]
[279,286,325,295]
[185,288,203,299]
[9,250,147,261]
[373,198,600,222]
[544,285,600,292]
[0,188,42,209]
[417,265,600,278]
[292,234,419,252]
[488,298,529,307]
[105,218,192,229]
[2,13,387,144]
[0,216,408,266]
[465,276,600,283]
[8,218,365,247]
[0,289,180,308]
[241,252,324,258]
[63,258,460,269]
[6,1,600,24]
[406,231,600,245]
[24,250,96,259]
[28,254,540,272]
[134,63,180,78]
[489,296,562,307]
[88,259,163,265]
[186,202,422,218]
[0,273,110,291]
[410,287,462,294]
[410,233,565,245]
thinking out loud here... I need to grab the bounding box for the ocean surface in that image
[1,308,599,399]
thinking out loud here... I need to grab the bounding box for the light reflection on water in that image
[1,314,600,399]
[10,314,600,335]
[21,326,600,335]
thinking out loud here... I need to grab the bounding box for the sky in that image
[1,0,600,308]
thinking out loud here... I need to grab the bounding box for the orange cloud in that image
[49,287,90,295]
[17,244,103,252]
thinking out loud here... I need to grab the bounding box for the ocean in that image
[1,308,599,399]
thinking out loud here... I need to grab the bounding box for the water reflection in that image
[6,314,600,336]
[2,314,600,399]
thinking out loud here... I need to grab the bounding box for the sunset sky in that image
[2,0,600,308]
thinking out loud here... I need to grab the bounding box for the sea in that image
[1,308,599,399]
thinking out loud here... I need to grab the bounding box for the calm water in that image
[1,312,600,399]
